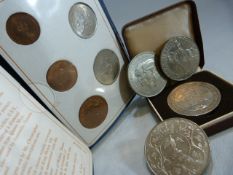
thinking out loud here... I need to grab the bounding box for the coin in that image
[145,118,210,175]
[6,12,40,45]
[160,36,200,81]
[46,60,78,92]
[93,49,120,85]
[79,96,108,129]
[128,51,167,97]
[69,3,97,39]
[168,82,221,116]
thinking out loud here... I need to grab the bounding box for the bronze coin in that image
[6,12,40,45]
[46,60,78,92]
[79,96,108,129]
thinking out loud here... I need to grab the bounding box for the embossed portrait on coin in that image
[76,11,85,33]
[168,39,197,75]
[69,3,97,38]
[135,59,157,88]
[94,49,120,85]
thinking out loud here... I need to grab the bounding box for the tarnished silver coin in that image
[69,3,97,39]
[168,82,221,116]
[94,49,120,85]
[145,118,210,175]
[128,52,167,97]
[160,36,200,81]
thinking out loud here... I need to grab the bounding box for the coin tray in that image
[0,0,134,146]
[122,0,233,135]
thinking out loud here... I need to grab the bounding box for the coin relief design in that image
[145,118,210,175]
[6,12,40,45]
[167,81,221,116]
[94,49,120,85]
[69,3,97,39]
[79,96,108,129]
[46,60,78,92]
[160,36,200,81]
[128,52,167,97]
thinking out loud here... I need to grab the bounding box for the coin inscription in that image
[6,12,40,45]
[46,60,78,92]
[145,118,210,175]
[79,96,108,129]
[168,82,221,116]
[160,36,200,81]
[94,49,120,85]
[128,52,167,97]
[69,3,97,39]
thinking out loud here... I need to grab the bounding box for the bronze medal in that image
[46,60,78,92]
[79,96,108,129]
[6,12,40,45]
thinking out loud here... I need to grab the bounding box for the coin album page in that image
[0,66,92,175]
[122,1,233,134]
[0,0,133,146]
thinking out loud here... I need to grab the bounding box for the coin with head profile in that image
[167,81,221,116]
[93,49,120,85]
[128,51,167,97]
[160,36,200,81]
[145,118,210,175]
[69,3,97,39]
[6,12,40,45]
[46,60,78,92]
[79,95,108,129]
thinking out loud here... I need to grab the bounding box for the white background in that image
[92,0,233,175]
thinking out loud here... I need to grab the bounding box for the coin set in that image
[128,36,222,117]
[0,0,133,146]
[127,36,217,173]
[123,1,233,174]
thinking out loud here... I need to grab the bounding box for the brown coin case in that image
[122,0,233,136]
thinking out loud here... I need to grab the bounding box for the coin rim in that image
[68,2,97,39]
[160,36,200,81]
[127,51,167,97]
[144,117,210,175]
[93,49,120,85]
[167,81,221,116]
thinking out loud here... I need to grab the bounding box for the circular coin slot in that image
[79,95,108,129]
[69,3,97,39]
[46,60,78,92]
[6,12,40,45]
[93,49,120,85]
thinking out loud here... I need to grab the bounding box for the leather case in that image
[122,0,233,136]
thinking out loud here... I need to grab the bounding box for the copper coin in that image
[46,60,78,92]
[79,96,108,129]
[6,12,40,45]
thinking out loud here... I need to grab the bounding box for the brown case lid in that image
[122,0,204,68]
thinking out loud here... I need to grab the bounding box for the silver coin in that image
[69,3,97,39]
[145,118,210,175]
[160,36,200,81]
[93,49,120,85]
[128,51,167,97]
[168,82,221,116]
